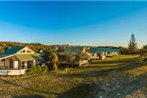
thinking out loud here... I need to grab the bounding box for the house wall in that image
[14,60,19,69]
[19,60,36,69]
[106,52,118,57]
[4,56,19,69]
[112,52,118,55]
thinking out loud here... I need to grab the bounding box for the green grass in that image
[0,55,147,98]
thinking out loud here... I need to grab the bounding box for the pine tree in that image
[128,33,138,52]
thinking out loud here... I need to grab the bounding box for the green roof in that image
[0,46,25,59]
[89,48,120,53]
[68,47,119,53]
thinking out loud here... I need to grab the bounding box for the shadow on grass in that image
[57,83,92,98]
[95,72,147,98]
[120,72,147,97]
[92,56,140,64]
[0,78,59,96]
[61,56,145,78]
[13,95,44,98]
[58,72,147,98]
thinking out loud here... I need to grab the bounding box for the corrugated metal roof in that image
[0,46,25,59]
[89,48,120,53]
[69,47,119,53]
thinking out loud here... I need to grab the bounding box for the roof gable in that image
[16,46,36,54]
[0,46,36,60]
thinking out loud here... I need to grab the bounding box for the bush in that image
[42,65,49,73]
[36,66,43,73]
[142,57,147,65]
[26,65,49,75]
[27,66,36,74]
[53,63,58,70]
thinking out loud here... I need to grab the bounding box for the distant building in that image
[58,46,119,66]
[88,47,119,60]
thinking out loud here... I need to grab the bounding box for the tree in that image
[50,52,59,70]
[42,50,59,70]
[128,33,138,54]
[65,53,76,67]
[128,33,137,51]
[143,45,147,50]
[42,50,52,64]
[140,45,147,57]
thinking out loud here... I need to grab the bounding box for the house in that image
[0,46,43,75]
[58,46,120,66]
[88,47,119,59]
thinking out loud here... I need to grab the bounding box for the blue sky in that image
[0,1,147,47]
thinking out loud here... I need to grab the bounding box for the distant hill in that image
[0,41,52,53]
[0,41,121,54]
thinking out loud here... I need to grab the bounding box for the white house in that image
[0,46,42,75]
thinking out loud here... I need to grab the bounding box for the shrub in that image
[26,65,49,75]
[142,57,147,65]
[53,63,58,70]
[42,65,49,73]
[27,66,36,74]
[36,66,43,73]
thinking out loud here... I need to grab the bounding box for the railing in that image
[0,69,27,75]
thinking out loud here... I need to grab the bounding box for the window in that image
[20,50,25,53]
[21,62,25,69]
[27,50,31,53]
[0,59,5,67]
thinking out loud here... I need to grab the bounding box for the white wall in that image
[13,60,19,69]
[0,69,26,75]
[4,56,19,69]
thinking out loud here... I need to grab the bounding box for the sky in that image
[0,1,147,47]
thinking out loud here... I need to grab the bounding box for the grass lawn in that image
[0,55,147,98]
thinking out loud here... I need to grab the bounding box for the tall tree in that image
[128,33,137,51]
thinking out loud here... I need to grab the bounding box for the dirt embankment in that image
[88,72,147,98]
